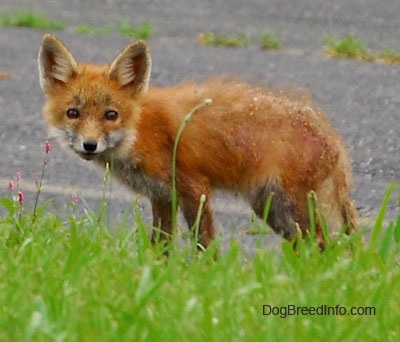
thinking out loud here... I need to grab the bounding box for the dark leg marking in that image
[249,181,298,240]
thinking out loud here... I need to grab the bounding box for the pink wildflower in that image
[45,139,51,154]
[8,180,14,191]
[18,191,24,205]
[71,193,78,204]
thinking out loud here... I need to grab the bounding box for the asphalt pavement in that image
[0,0,399,252]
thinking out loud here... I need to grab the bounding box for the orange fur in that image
[38,35,357,248]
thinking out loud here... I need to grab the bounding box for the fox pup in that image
[38,34,357,248]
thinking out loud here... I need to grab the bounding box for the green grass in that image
[76,24,113,35]
[325,34,368,59]
[260,31,281,50]
[198,31,281,50]
[0,10,65,30]
[325,34,400,63]
[0,10,153,39]
[1,139,400,340]
[0,185,399,340]
[198,32,249,48]
[75,22,153,39]
[376,48,400,63]
[118,22,153,39]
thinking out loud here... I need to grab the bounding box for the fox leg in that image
[315,175,358,236]
[150,199,173,245]
[178,177,215,248]
[343,200,358,233]
[249,181,298,240]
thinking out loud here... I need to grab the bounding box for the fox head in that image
[38,34,151,161]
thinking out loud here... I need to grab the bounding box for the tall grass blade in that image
[394,208,400,243]
[378,223,393,264]
[307,191,317,240]
[368,182,396,251]
[262,192,273,223]
[191,194,207,251]
[171,99,212,233]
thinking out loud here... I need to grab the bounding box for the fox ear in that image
[108,40,151,97]
[38,34,79,92]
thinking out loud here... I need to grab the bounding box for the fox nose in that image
[83,140,97,152]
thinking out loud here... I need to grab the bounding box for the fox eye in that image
[104,110,119,121]
[66,108,80,119]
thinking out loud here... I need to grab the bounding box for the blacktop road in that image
[0,0,399,251]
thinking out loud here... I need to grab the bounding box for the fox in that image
[38,34,357,248]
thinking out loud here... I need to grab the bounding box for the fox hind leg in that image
[315,175,358,236]
[249,181,298,240]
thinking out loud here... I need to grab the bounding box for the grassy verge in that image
[118,21,152,39]
[197,32,249,48]
[0,141,399,340]
[260,31,281,50]
[0,10,64,30]
[197,30,281,50]
[0,187,399,340]
[75,24,113,36]
[0,10,152,40]
[3,9,400,64]
[76,22,153,39]
[325,34,400,63]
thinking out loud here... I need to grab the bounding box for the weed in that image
[2,169,24,224]
[75,24,112,35]
[198,32,249,48]
[376,48,400,63]
[171,99,212,248]
[325,34,400,63]
[0,10,65,30]
[33,140,51,220]
[325,34,368,59]
[75,22,153,39]
[118,21,153,39]
[0,180,399,340]
[260,31,281,50]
